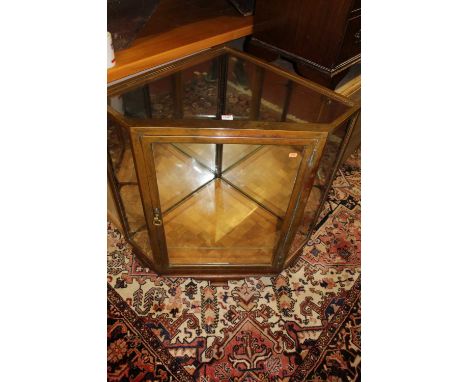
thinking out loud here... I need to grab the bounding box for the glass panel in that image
[121,86,151,119]
[109,57,221,120]
[225,56,254,119]
[107,119,152,264]
[107,118,137,184]
[151,142,305,266]
[107,51,352,125]
[258,70,289,122]
[299,120,350,234]
[222,144,260,171]
[223,54,352,124]
[119,76,176,119]
[149,75,175,119]
[151,144,215,212]
[117,185,145,231]
[179,57,219,119]
[172,143,216,171]
[285,83,350,124]
[133,230,152,259]
[162,179,281,265]
[223,145,303,217]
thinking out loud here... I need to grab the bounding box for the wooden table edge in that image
[107,18,253,84]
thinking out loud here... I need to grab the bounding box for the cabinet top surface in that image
[108,47,358,130]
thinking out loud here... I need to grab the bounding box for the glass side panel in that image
[118,185,146,231]
[107,116,137,184]
[151,142,305,266]
[225,55,254,119]
[149,75,175,119]
[179,58,219,119]
[285,83,350,124]
[285,121,351,264]
[107,50,353,125]
[259,70,289,122]
[222,54,350,123]
[132,230,152,260]
[107,118,152,264]
[120,86,152,119]
[299,120,350,234]
[109,56,222,120]
[119,76,175,119]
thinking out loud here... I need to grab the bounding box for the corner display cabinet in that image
[107,46,360,279]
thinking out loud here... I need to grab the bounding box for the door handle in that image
[152,208,162,226]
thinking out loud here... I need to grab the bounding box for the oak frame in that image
[127,120,327,277]
[107,45,360,279]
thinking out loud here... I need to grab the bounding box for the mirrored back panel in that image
[149,142,304,267]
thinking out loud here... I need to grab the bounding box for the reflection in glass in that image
[151,144,214,212]
[108,51,351,125]
[164,179,281,265]
[107,119,152,263]
[223,145,303,217]
[149,142,304,266]
[225,56,254,119]
[173,143,216,171]
[299,121,349,235]
[222,144,260,171]
[286,84,350,124]
[180,58,219,119]
[259,70,289,122]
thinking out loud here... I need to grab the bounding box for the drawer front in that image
[338,15,361,64]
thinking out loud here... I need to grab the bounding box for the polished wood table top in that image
[108,0,253,84]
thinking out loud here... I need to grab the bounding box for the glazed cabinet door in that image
[128,123,327,277]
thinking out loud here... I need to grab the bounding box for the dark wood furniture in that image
[107,46,359,279]
[246,0,361,88]
[336,74,361,160]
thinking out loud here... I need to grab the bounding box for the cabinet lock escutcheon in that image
[152,208,162,226]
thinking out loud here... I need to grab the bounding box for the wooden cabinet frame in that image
[107,46,360,279]
[128,120,327,277]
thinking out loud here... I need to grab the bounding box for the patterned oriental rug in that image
[107,150,361,382]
